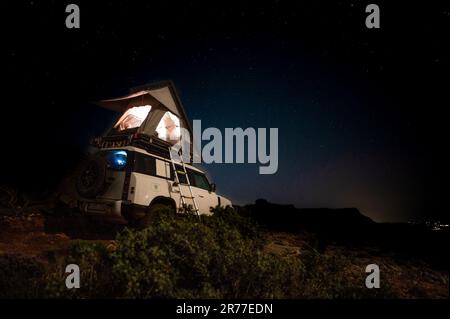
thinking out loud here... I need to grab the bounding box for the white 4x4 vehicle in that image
[76,81,231,226]
[77,145,232,226]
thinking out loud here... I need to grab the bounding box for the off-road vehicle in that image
[76,81,232,226]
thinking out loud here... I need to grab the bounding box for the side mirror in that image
[210,183,216,192]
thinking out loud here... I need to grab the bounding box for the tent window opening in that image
[156,111,181,142]
[114,105,152,131]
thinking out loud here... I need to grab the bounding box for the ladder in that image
[169,147,200,217]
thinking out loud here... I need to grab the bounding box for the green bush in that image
[43,240,115,298]
[0,206,398,298]
[294,243,396,298]
[112,206,296,298]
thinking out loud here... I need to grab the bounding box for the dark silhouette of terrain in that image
[241,199,448,269]
[246,199,375,232]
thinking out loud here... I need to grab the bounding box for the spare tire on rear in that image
[76,156,107,198]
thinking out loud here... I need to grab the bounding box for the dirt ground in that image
[0,208,118,261]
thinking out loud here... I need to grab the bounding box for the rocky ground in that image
[265,231,448,298]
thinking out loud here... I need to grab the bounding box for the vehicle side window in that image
[133,153,156,175]
[187,170,196,187]
[192,171,210,191]
[174,165,187,184]
[172,166,209,191]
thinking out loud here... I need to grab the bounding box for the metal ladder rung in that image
[169,147,200,217]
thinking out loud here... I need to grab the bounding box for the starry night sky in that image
[0,1,446,222]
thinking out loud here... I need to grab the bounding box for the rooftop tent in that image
[96,81,193,145]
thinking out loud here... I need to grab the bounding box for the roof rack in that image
[91,132,192,160]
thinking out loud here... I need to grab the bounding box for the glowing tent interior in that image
[96,81,193,146]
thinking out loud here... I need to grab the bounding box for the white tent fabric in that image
[114,105,152,131]
[96,82,192,146]
[156,111,181,142]
[145,86,181,117]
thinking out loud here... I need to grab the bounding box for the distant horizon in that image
[234,199,447,224]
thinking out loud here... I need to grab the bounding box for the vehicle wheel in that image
[138,203,173,228]
[76,156,107,198]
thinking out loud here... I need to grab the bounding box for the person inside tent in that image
[156,111,181,144]
[113,105,181,145]
[114,105,152,131]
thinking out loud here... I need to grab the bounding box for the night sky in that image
[0,1,446,222]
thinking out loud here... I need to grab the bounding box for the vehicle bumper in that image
[78,198,130,223]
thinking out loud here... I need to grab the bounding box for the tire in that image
[76,156,108,198]
[138,203,173,228]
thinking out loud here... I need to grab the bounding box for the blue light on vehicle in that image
[107,150,128,170]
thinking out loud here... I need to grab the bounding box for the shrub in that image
[43,240,115,298]
[294,244,396,298]
[0,206,399,298]
[112,206,298,298]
